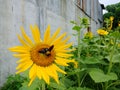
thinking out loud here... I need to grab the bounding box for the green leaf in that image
[106,54,120,63]
[76,87,93,90]
[67,87,93,90]
[67,68,86,76]
[89,68,118,83]
[19,78,40,90]
[108,87,120,90]
[61,78,75,88]
[0,74,26,90]
[72,33,78,36]
[49,82,66,90]
[70,21,77,24]
[72,26,81,31]
[67,87,76,90]
[81,56,102,64]
[21,70,29,79]
[110,31,120,39]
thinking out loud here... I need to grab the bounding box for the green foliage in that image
[70,17,120,90]
[19,78,40,90]
[103,2,120,28]
[67,87,93,90]
[2,17,120,90]
[0,74,27,90]
[103,12,114,19]
[70,17,89,31]
[72,25,82,31]
[89,68,118,83]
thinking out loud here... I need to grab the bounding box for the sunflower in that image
[9,25,76,86]
[108,16,114,30]
[118,21,120,27]
[97,29,108,36]
[110,16,114,21]
[84,31,93,38]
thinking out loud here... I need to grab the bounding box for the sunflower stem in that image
[104,34,117,90]
[77,29,81,87]
[41,80,45,90]
[78,27,81,65]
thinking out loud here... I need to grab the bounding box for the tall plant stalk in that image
[104,33,118,90]
[70,17,89,87]
[77,29,81,87]
[40,80,45,90]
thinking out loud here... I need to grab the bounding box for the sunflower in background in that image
[97,29,109,36]
[110,16,114,21]
[108,16,114,30]
[9,25,77,86]
[118,21,120,27]
[84,31,93,39]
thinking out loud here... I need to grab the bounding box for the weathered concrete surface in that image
[0,0,103,86]
[0,0,40,86]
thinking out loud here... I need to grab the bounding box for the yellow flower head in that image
[84,31,93,38]
[118,44,120,47]
[97,29,108,36]
[9,25,76,86]
[110,16,114,21]
[118,21,120,27]
[118,23,120,27]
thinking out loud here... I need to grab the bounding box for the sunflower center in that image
[30,43,55,67]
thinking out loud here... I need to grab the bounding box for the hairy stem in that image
[104,38,117,90]
[77,30,81,87]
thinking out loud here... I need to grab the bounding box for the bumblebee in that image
[39,45,54,56]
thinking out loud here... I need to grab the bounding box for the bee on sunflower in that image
[9,25,77,86]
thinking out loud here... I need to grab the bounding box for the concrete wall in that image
[0,0,103,86]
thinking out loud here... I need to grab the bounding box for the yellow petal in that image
[73,61,78,68]
[55,42,73,50]
[48,28,61,44]
[46,65,59,83]
[51,32,66,45]
[52,64,66,74]
[38,67,50,84]
[16,61,33,74]
[29,64,37,79]
[61,36,71,44]
[34,25,41,40]
[43,25,51,43]
[28,74,36,86]
[17,35,30,48]
[56,53,73,58]
[16,57,30,63]
[55,49,75,53]
[36,66,42,79]
[55,59,69,66]
[13,53,30,58]
[9,48,29,53]
[55,57,77,68]
[20,26,33,46]
[30,25,41,44]
[9,46,30,51]
[54,36,71,47]
[16,60,33,70]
